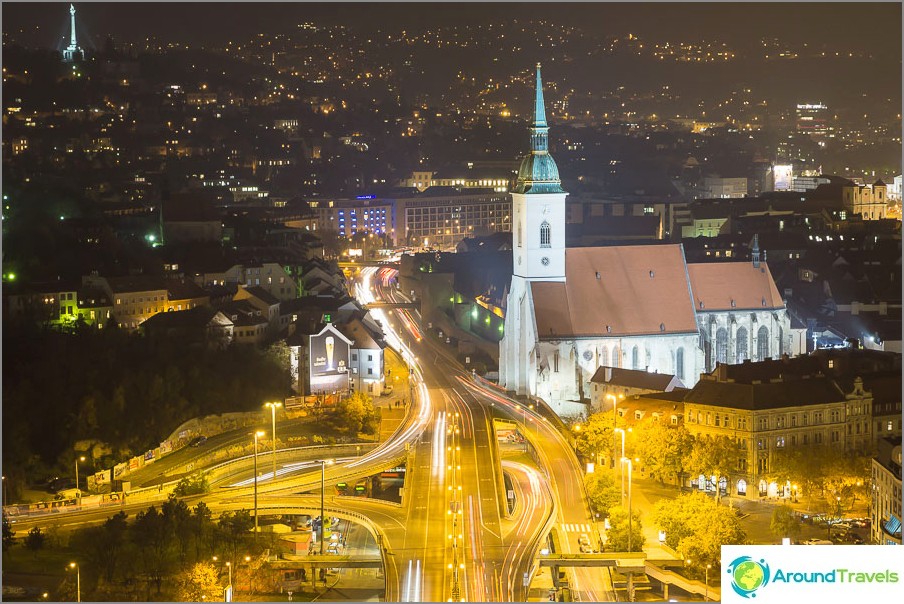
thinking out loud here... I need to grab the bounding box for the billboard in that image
[773,164,793,191]
[309,324,350,393]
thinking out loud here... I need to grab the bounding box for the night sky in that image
[2,1,902,57]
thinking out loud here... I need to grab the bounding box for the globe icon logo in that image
[727,556,771,598]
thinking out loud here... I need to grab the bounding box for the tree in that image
[770,505,802,542]
[771,447,870,514]
[651,493,746,571]
[24,526,45,557]
[218,510,254,562]
[173,472,209,496]
[584,470,620,518]
[687,434,740,501]
[177,562,221,602]
[188,501,215,560]
[162,495,192,565]
[131,506,176,596]
[335,391,378,435]
[605,505,645,552]
[574,411,616,467]
[634,422,694,485]
[70,511,129,584]
[3,515,16,552]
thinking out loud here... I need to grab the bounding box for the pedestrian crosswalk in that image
[559,523,593,534]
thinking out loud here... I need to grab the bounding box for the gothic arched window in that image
[736,327,749,363]
[716,328,728,365]
[676,347,685,381]
[540,221,551,248]
[757,326,770,361]
[517,220,523,248]
[631,346,639,370]
[600,347,609,367]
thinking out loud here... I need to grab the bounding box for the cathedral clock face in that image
[541,256,550,266]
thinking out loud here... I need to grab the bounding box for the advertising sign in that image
[309,324,350,393]
[773,164,793,191]
[722,545,904,603]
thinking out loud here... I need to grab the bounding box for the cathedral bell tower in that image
[511,64,567,282]
[500,64,567,395]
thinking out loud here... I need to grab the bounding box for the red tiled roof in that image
[531,244,698,338]
[687,262,785,311]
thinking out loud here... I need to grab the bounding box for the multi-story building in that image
[871,437,902,545]
[401,164,515,193]
[312,190,512,249]
[192,262,300,302]
[313,199,394,240]
[344,316,387,396]
[396,190,511,249]
[698,177,748,199]
[682,348,902,499]
[842,180,889,220]
[80,275,210,331]
[684,370,864,499]
[84,275,170,331]
[795,103,830,140]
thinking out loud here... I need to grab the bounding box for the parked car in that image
[830,522,852,533]
[189,436,208,447]
[803,539,834,545]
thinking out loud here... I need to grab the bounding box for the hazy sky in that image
[2,1,902,57]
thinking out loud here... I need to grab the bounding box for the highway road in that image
[12,264,612,602]
[365,266,614,601]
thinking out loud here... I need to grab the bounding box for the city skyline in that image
[2,2,901,602]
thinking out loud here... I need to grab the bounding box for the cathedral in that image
[499,66,794,417]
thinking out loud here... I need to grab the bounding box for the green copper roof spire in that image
[533,63,548,131]
[513,63,565,194]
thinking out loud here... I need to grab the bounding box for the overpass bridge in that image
[338,261,400,269]
[365,301,418,309]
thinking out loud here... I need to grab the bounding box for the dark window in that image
[540,221,551,248]
[716,328,728,365]
[736,327,748,362]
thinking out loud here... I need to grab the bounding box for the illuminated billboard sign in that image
[773,164,793,191]
[309,324,351,393]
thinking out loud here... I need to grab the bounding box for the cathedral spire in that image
[513,64,564,194]
[530,63,549,154]
[533,63,548,130]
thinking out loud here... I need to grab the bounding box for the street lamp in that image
[621,457,634,552]
[614,428,631,506]
[622,456,635,601]
[68,562,80,603]
[252,430,265,537]
[264,401,282,481]
[213,556,233,601]
[705,563,712,601]
[74,456,86,503]
[317,459,335,555]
